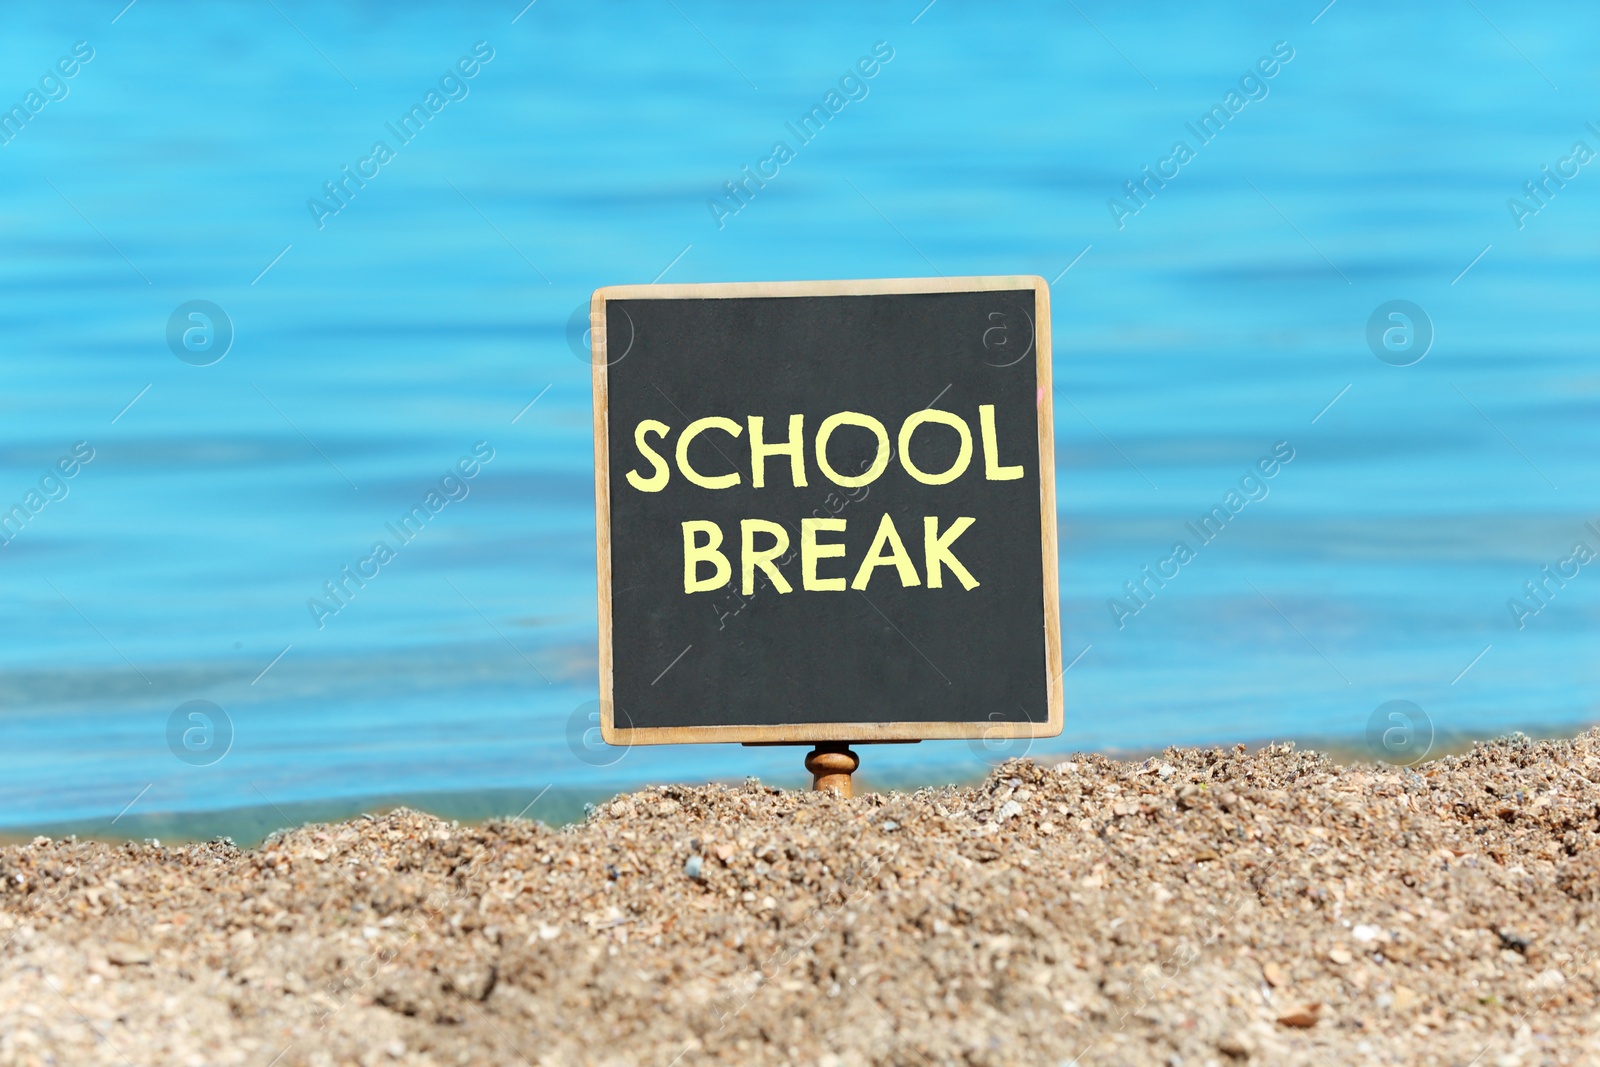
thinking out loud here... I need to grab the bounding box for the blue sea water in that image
[2,1,1598,831]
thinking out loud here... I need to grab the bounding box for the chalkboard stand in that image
[742,739,923,798]
[804,743,860,798]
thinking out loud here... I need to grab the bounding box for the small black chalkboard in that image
[591,276,1061,746]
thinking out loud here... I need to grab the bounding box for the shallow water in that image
[2,2,1598,831]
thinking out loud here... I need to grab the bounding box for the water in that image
[3,1,1598,833]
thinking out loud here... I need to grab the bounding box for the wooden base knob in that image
[805,744,859,798]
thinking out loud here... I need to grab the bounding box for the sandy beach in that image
[4,731,1600,1066]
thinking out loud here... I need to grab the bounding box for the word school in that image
[622,405,1024,595]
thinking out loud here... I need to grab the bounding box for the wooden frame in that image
[591,275,1062,746]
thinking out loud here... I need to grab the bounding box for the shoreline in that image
[5,721,1591,849]
[4,730,1599,1064]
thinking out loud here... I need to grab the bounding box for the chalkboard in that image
[590,276,1061,745]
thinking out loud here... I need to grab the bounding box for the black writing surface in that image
[590,277,1061,745]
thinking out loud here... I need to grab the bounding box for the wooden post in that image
[805,743,859,797]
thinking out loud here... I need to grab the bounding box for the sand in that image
[4,731,1600,1066]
